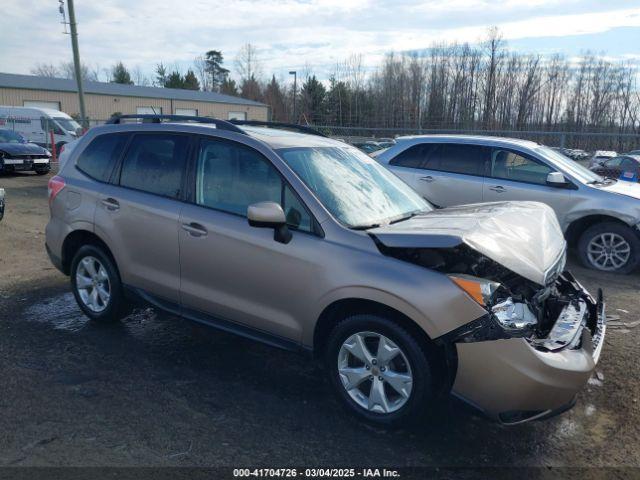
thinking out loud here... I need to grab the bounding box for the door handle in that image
[181,222,208,237]
[489,185,506,193]
[419,175,435,183]
[101,198,120,211]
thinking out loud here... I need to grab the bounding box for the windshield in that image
[536,146,604,184]
[277,146,431,228]
[0,130,26,143]
[53,117,81,133]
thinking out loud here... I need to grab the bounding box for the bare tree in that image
[30,63,60,77]
[235,43,262,82]
[193,55,211,91]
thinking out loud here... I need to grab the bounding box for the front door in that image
[483,147,575,218]
[178,136,322,342]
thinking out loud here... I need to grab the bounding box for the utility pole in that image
[289,70,297,124]
[64,0,88,129]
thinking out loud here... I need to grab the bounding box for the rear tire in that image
[325,314,434,427]
[70,244,132,322]
[578,222,640,273]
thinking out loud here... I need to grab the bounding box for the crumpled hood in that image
[369,201,566,285]
[597,180,640,201]
[0,142,49,156]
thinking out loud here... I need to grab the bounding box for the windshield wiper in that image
[389,211,421,224]
[351,211,424,230]
[350,223,381,231]
[587,178,615,186]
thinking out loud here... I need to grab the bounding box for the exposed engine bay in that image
[376,243,605,354]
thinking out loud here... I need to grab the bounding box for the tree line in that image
[31,31,639,145]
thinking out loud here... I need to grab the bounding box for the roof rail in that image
[229,120,328,138]
[106,114,246,134]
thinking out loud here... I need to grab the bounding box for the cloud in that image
[1,0,638,81]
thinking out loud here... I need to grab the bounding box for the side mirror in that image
[247,201,292,244]
[546,171,567,186]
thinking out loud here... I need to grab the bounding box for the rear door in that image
[483,147,575,216]
[388,143,488,207]
[94,132,190,303]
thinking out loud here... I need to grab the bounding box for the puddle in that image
[20,291,185,344]
[22,292,88,332]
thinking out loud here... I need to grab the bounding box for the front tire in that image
[70,245,131,322]
[325,314,434,427]
[34,168,50,175]
[578,222,640,273]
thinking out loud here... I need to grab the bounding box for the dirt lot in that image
[1,172,639,476]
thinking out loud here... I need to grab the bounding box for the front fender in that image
[305,277,487,347]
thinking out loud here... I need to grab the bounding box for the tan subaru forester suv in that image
[46,115,606,426]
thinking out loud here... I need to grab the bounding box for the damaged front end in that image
[377,242,606,360]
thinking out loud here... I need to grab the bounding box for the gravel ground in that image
[0,172,639,477]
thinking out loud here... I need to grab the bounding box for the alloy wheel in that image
[75,256,111,312]
[587,232,631,271]
[337,331,413,414]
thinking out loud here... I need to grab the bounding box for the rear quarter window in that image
[76,134,128,182]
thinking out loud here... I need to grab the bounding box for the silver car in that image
[376,135,640,273]
[45,117,606,426]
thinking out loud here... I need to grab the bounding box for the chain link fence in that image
[3,113,639,157]
[312,125,640,153]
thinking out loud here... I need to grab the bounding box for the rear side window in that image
[425,144,488,176]
[119,134,189,198]
[390,144,430,168]
[76,134,127,182]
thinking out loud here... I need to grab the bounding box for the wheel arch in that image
[61,229,117,275]
[565,214,636,247]
[312,297,456,394]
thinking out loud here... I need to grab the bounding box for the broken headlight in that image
[449,274,537,332]
[491,297,537,331]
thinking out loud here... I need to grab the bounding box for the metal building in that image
[0,72,269,124]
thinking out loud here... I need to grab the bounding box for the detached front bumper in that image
[451,272,606,424]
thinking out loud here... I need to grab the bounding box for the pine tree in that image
[204,50,229,91]
[111,62,133,85]
[155,63,168,87]
[300,75,326,123]
[164,71,185,89]
[240,75,262,102]
[220,78,239,96]
[183,69,200,90]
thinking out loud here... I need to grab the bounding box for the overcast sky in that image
[2,0,639,83]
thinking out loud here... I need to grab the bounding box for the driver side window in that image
[195,139,313,232]
[490,149,552,185]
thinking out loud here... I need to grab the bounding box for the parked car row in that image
[351,138,396,154]
[551,147,590,161]
[589,150,618,168]
[45,115,607,428]
[590,154,640,183]
[0,105,81,151]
